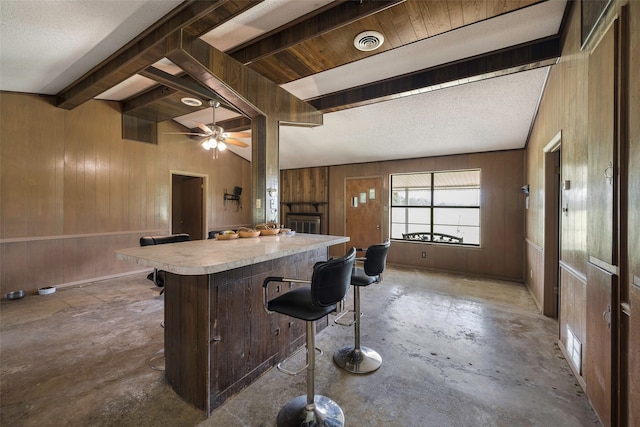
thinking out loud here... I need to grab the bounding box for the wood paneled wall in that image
[525,239,544,310]
[0,93,251,294]
[328,150,525,281]
[525,0,639,423]
[625,1,640,424]
[279,167,329,233]
[525,0,589,379]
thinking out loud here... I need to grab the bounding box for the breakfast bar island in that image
[116,233,349,414]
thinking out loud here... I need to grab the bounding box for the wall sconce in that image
[224,186,242,211]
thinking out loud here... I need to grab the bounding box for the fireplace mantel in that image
[281,201,327,212]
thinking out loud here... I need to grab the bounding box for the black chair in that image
[263,247,356,427]
[139,233,190,287]
[139,233,190,371]
[333,241,390,374]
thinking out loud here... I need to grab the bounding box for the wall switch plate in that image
[256,198,261,209]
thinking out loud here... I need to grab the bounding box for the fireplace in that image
[286,213,322,234]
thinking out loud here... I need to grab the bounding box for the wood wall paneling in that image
[626,0,640,423]
[279,167,329,234]
[559,262,587,384]
[525,0,639,423]
[586,263,616,427]
[327,150,524,281]
[525,239,544,311]
[0,94,251,294]
[587,20,617,267]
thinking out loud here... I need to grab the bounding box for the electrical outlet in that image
[421,252,426,258]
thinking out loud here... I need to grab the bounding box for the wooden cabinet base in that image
[164,248,328,414]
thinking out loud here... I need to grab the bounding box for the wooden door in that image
[345,177,383,250]
[586,19,619,427]
[172,174,204,240]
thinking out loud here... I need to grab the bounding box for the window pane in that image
[391,190,406,205]
[407,207,430,224]
[407,223,430,234]
[433,188,479,206]
[392,173,432,189]
[433,170,480,188]
[392,189,431,206]
[433,170,480,206]
[391,223,406,239]
[433,224,480,245]
[407,189,431,206]
[433,208,479,226]
[391,207,407,220]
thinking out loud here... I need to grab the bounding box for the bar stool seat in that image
[334,240,390,374]
[264,247,356,427]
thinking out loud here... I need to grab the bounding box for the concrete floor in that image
[0,267,599,427]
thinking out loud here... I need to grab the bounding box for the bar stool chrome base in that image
[276,395,345,427]
[333,345,382,374]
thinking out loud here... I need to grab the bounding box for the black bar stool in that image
[139,233,190,289]
[333,240,390,374]
[263,247,356,427]
[139,233,190,371]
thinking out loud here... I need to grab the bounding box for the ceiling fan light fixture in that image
[181,97,202,107]
[218,141,227,151]
[354,31,384,52]
[202,138,217,150]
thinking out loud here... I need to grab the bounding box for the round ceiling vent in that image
[181,97,202,107]
[354,31,384,52]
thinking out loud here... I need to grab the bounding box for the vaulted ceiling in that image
[0,0,568,169]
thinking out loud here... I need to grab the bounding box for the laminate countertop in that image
[115,233,350,276]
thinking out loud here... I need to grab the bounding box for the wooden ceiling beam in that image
[137,67,237,112]
[55,0,261,110]
[229,0,405,65]
[309,36,561,112]
[166,30,321,125]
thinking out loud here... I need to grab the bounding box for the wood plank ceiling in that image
[56,0,557,134]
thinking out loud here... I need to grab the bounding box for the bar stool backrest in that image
[140,234,191,246]
[311,247,356,307]
[363,241,391,277]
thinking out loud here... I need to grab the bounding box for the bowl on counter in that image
[238,229,260,238]
[256,222,280,236]
[215,232,239,240]
[258,228,280,236]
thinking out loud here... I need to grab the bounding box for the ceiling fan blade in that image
[193,121,213,135]
[225,137,249,148]
[165,132,209,137]
[224,131,251,138]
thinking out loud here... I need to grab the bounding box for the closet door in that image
[586,18,619,427]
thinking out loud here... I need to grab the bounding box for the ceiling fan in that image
[169,100,250,158]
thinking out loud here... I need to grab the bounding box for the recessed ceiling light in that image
[181,97,202,107]
[354,31,384,52]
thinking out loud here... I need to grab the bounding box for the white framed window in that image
[391,170,480,246]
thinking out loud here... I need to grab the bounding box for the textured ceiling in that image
[0,0,182,94]
[279,67,550,168]
[0,0,566,170]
